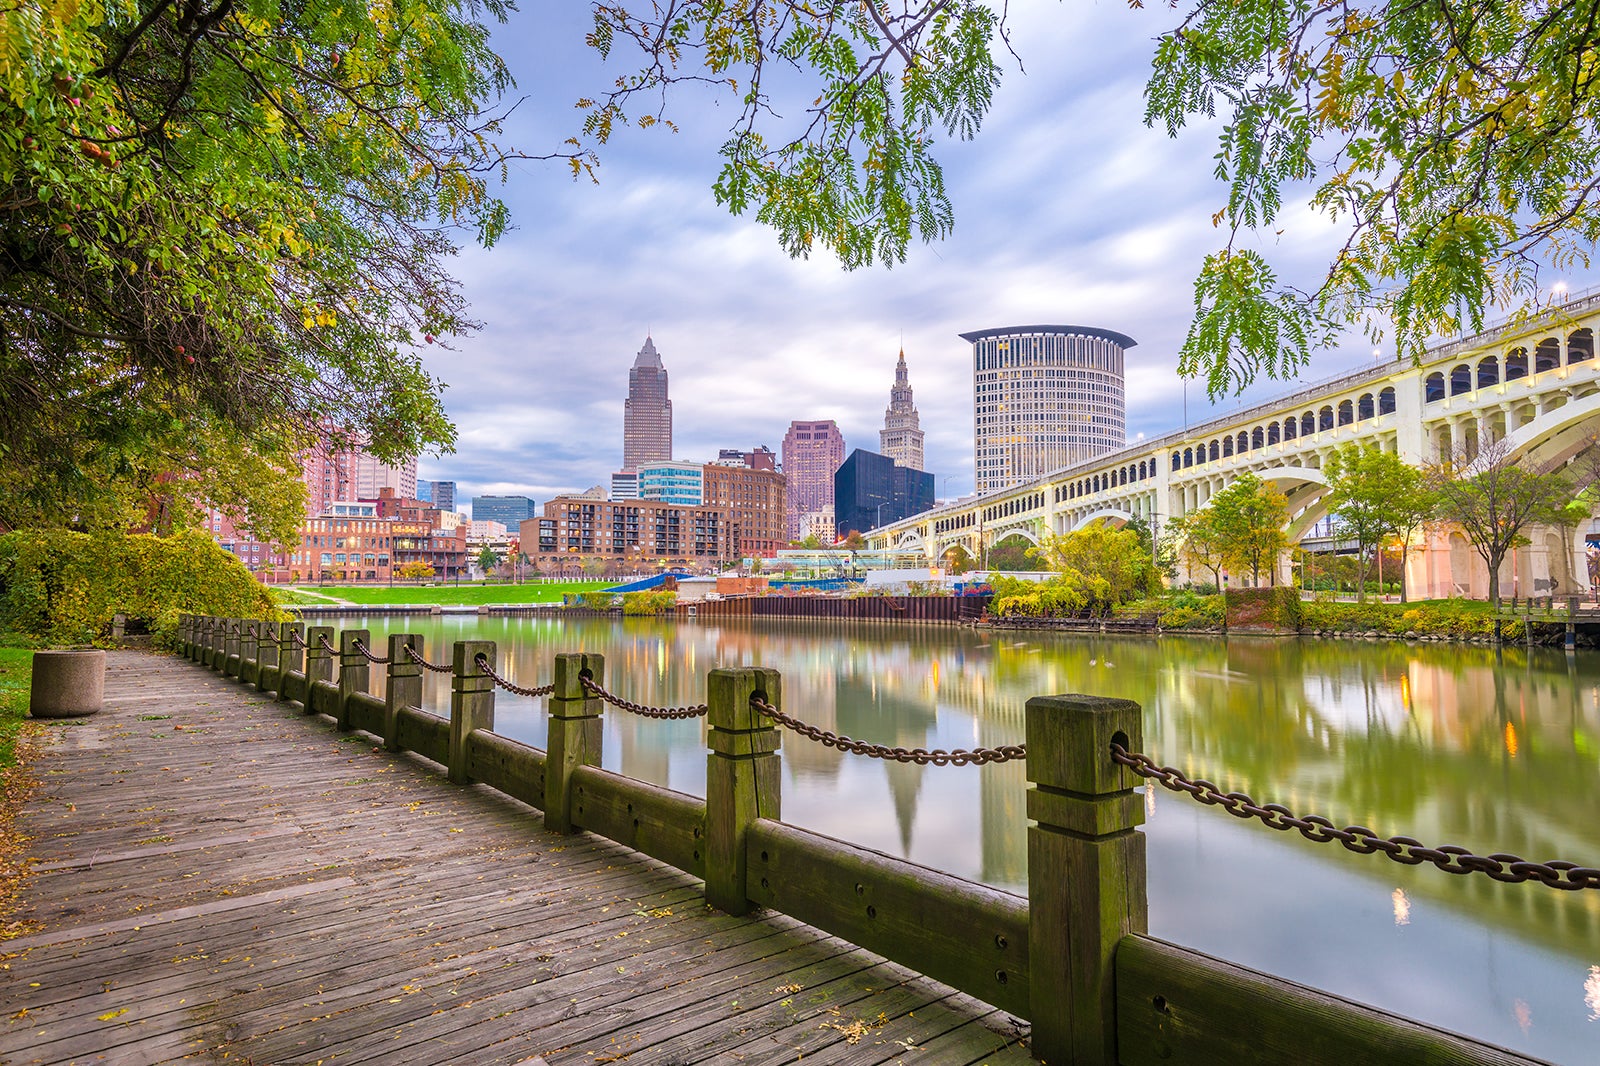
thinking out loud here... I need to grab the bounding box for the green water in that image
[327,613,1600,1064]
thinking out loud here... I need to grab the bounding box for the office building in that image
[472,494,536,527]
[610,471,640,500]
[717,446,777,471]
[524,496,729,573]
[782,419,846,542]
[833,448,935,537]
[879,349,925,471]
[961,324,1135,493]
[419,480,456,512]
[622,335,673,470]
[703,461,786,558]
[638,461,704,505]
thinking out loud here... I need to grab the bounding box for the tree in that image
[840,531,866,550]
[3,0,530,528]
[396,561,436,580]
[1173,508,1227,592]
[477,545,502,576]
[1029,524,1158,608]
[1208,473,1291,587]
[942,544,975,574]
[1324,445,1433,603]
[1429,438,1572,606]
[985,536,1044,571]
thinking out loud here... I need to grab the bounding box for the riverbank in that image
[272,580,612,607]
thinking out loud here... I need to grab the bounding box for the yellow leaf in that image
[97,1009,128,1022]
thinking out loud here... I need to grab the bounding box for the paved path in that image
[2,651,1032,1065]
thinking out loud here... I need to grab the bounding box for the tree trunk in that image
[1398,544,1410,604]
[1485,550,1502,607]
[1376,547,1384,601]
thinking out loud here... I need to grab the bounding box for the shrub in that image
[1225,587,1302,629]
[0,529,282,647]
[622,591,676,615]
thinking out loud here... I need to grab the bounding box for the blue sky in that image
[412,4,1497,513]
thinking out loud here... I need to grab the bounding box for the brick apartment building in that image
[522,496,730,575]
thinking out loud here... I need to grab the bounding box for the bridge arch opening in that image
[1450,363,1472,395]
[1268,422,1281,444]
[1536,338,1561,373]
[1252,426,1265,449]
[1477,356,1498,389]
[1319,405,1334,431]
[1505,347,1528,380]
[1425,373,1445,403]
[1283,416,1297,440]
[1570,328,1594,364]
[1337,399,1354,426]
[1356,394,1374,421]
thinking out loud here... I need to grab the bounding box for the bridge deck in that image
[2,651,1031,1065]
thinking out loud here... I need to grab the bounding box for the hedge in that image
[0,529,282,647]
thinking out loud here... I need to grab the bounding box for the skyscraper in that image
[782,420,846,542]
[622,335,673,471]
[421,480,456,512]
[962,324,1135,494]
[879,349,925,471]
[834,449,935,536]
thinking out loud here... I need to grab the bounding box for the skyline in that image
[409,4,1590,518]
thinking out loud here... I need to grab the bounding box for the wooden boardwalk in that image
[1,651,1032,1065]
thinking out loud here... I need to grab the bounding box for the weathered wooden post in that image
[223,619,242,677]
[239,622,261,687]
[704,667,781,916]
[384,633,423,752]
[305,625,335,713]
[1026,693,1148,1066]
[337,628,371,731]
[544,653,605,833]
[197,617,211,665]
[257,621,281,694]
[177,614,190,658]
[210,617,226,669]
[448,640,497,785]
[279,621,305,702]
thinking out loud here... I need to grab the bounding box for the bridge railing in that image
[176,614,1577,1066]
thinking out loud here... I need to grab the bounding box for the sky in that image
[409,3,1538,515]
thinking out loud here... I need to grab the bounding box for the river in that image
[318,612,1600,1064]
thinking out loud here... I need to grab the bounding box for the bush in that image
[0,529,282,647]
[1225,587,1302,629]
[622,591,676,615]
[1298,597,1508,637]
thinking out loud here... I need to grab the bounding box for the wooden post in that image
[448,640,496,785]
[1567,595,1578,650]
[257,621,281,694]
[337,628,371,731]
[305,625,335,713]
[211,617,227,669]
[199,617,213,666]
[384,633,423,753]
[544,653,604,832]
[279,622,305,702]
[704,667,781,916]
[1026,693,1147,1066]
[239,621,261,687]
[177,614,190,658]
[223,619,242,677]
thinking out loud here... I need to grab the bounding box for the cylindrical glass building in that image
[961,325,1135,494]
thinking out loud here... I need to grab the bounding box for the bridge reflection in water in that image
[343,612,1600,1065]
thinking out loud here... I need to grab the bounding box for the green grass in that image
[0,648,34,769]
[273,581,615,607]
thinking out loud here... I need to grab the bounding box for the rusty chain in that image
[472,654,554,697]
[317,633,338,654]
[750,697,1027,765]
[403,644,454,674]
[245,623,259,639]
[580,676,708,720]
[350,639,391,665]
[291,629,307,647]
[1110,744,1600,892]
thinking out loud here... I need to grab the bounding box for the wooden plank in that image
[467,729,547,808]
[347,689,386,735]
[746,818,1029,1017]
[1115,936,1551,1066]
[395,704,450,763]
[571,764,706,878]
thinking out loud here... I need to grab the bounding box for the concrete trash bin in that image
[29,649,107,718]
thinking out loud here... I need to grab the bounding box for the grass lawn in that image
[0,648,33,770]
[272,581,615,607]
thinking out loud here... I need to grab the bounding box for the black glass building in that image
[833,449,935,536]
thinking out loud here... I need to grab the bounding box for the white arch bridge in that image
[871,290,1600,598]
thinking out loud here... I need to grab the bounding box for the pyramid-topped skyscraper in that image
[622,335,673,471]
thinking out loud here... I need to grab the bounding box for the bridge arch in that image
[1072,508,1135,531]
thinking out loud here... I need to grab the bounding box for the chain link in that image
[404,644,454,674]
[291,629,307,647]
[473,654,554,697]
[580,676,708,719]
[350,638,391,665]
[317,633,338,654]
[245,623,260,639]
[1110,744,1600,891]
[751,697,1027,765]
